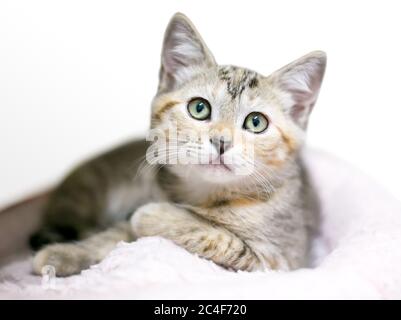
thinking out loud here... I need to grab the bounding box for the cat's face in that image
[148,13,326,186]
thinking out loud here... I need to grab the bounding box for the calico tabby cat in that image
[31,13,325,276]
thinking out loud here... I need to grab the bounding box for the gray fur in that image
[31,13,325,276]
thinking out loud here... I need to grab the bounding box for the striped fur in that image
[32,13,325,276]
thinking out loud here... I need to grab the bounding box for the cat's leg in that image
[32,222,132,276]
[131,202,269,271]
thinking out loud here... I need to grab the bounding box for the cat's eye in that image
[243,112,269,134]
[187,98,211,120]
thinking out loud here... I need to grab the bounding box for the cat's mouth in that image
[197,156,233,172]
[198,163,232,172]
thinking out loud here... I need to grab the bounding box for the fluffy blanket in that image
[1,149,401,299]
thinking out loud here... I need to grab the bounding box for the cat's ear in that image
[270,51,326,129]
[158,13,216,93]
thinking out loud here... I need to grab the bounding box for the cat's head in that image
[148,13,326,186]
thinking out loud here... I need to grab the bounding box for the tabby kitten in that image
[31,13,325,276]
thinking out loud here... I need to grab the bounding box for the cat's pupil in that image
[196,102,205,113]
[252,116,260,127]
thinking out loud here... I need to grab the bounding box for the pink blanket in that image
[1,149,400,299]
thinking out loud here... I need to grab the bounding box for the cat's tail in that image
[0,191,51,262]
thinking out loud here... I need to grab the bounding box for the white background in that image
[0,0,400,206]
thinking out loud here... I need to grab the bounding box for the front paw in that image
[130,203,273,272]
[131,202,176,238]
[32,244,92,277]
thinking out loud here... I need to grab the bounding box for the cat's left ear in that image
[270,51,327,129]
[158,13,217,93]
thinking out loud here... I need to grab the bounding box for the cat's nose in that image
[210,137,232,155]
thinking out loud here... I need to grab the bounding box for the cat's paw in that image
[130,202,175,238]
[32,243,92,277]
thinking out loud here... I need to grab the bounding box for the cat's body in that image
[31,13,326,276]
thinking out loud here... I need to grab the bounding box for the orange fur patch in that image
[276,126,297,154]
[265,156,286,167]
[227,198,262,207]
[266,257,279,270]
[153,100,179,122]
[203,197,262,208]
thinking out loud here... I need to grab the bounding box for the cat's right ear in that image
[158,13,216,93]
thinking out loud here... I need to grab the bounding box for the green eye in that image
[243,112,269,133]
[187,98,211,120]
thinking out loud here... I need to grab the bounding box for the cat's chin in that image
[197,163,232,173]
[189,163,249,184]
[166,163,252,185]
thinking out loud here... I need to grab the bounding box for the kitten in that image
[31,13,325,276]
